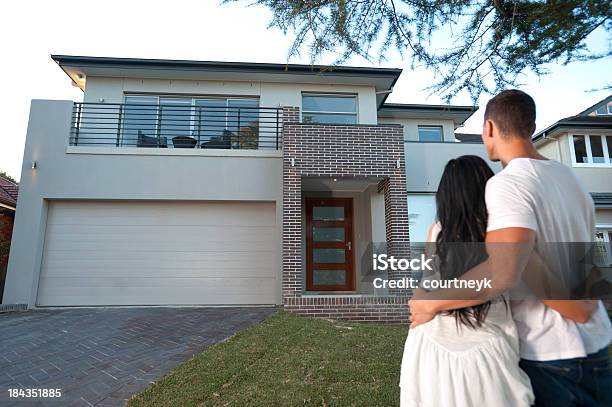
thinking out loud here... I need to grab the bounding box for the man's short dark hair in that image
[484,90,536,138]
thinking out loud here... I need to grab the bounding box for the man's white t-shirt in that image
[485,157,612,361]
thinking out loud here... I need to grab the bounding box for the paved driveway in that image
[0,307,276,406]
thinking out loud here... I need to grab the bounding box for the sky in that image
[1,0,610,181]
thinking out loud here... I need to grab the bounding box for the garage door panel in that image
[40,276,276,289]
[43,226,276,252]
[48,201,275,227]
[41,258,276,278]
[37,201,278,306]
[37,281,275,306]
[41,251,276,278]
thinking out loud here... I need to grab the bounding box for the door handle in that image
[347,241,352,251]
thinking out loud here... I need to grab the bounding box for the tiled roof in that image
[0,175,18,209]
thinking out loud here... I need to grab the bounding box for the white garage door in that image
[37,201,277,306]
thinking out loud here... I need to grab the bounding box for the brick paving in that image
[0,307,276,406]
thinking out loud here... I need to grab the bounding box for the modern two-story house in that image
[534,95,612,265]
[2,55,498,322]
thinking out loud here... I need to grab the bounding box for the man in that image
[409,90,612,406]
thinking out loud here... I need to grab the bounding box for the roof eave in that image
[377,103,478,126]
[533,120,612,143]
[52,55,402,98]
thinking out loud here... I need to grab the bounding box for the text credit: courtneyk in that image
[371,254,492,291]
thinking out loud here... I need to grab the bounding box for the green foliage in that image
[229,0,611,101]
[0,171,17,184]
[0,236,10,273]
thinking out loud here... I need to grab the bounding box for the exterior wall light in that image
[31,160,37,169]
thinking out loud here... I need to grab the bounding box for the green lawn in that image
[126,311,407,407]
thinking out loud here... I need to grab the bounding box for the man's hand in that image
[542,300,599,324]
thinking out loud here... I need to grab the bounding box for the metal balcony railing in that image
[70,102,283,150]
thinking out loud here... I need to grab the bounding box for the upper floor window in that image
[595,228,612,266]
[301,94,357,124]
[570,134,612,166]
[418,126,443,142]
[594,103,612,116]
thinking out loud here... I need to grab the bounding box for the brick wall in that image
[281,106,411,323]
[0,209,15,303]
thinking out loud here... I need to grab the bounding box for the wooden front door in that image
[305,198,354,291]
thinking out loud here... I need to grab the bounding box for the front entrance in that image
[305,198,354,291]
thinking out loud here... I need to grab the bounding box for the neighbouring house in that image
[2,55,500,322]
[0,174,18,302]
[533,95,612,266]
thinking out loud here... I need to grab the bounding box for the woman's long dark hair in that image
[435,155,494,329]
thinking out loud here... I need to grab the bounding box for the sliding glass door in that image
[196,98,259,148]
[122,95,260,148]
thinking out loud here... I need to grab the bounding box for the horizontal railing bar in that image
[72,123,280,127]
[72,120,279,125]
[68,136,280,140]
[76,107,280,112]
[73,115,280,119]
[75,102,279,107]
[69,137,281,141]
[71,130,280,135]
[75,105,281,111]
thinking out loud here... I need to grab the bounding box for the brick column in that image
[378,176,411,288]
[282,107,302,299]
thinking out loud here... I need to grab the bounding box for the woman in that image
[399,155,534,407]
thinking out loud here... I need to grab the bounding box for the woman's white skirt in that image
[399,314,534,407]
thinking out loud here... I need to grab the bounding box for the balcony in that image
[70,102,283,150]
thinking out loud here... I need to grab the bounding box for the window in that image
[407,194,437,242]
[594,103,612,116]
[594,229,612,266]
[570,134,612,166]
[122,95,259,148]
[418,126,443,142]
[301,94,357,124]
[590,136,605,163]
[195,98,259,148]
[160,98,192,138]
[123,96,158,146]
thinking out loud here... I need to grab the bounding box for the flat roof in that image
[377,103,478,127]
[51,55,402,107]
[51,55,403,76]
